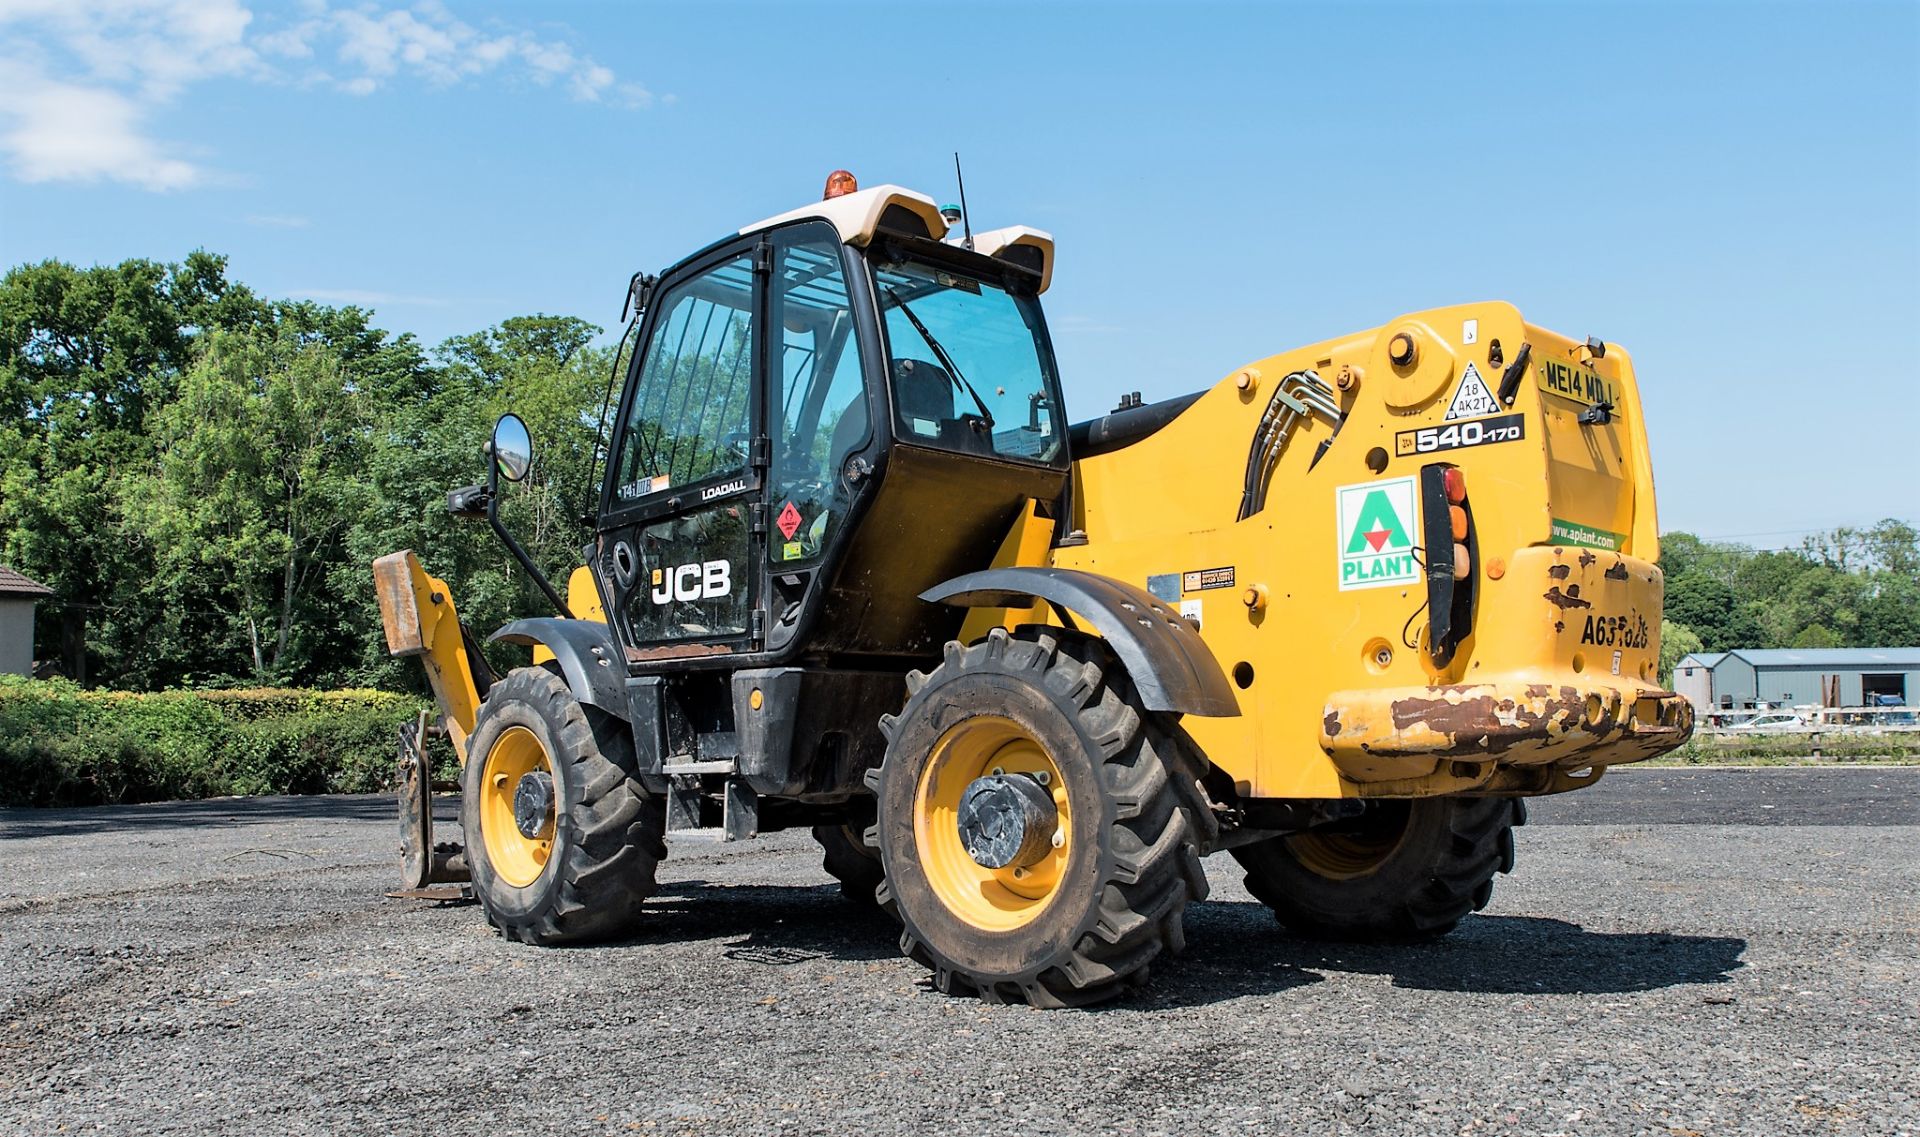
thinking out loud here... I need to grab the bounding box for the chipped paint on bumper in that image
[1320,681,1694,783]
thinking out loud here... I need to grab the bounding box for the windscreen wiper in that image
[882,288,995,431]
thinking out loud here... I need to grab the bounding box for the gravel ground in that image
[1,767,1915,1137]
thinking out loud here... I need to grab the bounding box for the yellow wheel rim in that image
[1286,802,1411,881]
[913,715,1072,932]
[480,725,555,888]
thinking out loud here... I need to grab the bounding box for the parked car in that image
[1726,712,1808,731]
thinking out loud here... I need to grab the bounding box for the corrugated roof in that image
[1676,652,1728,669]
[1726,647,1920,668]
[0,566,52,598]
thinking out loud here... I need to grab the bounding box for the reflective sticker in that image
[618,474,671,501]
[1181,566,1235,593]
[776,500,804,541]
[1443,361,1499,421]
[1337,477,1421,591]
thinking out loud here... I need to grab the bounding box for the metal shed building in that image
[1673,647,1920,713]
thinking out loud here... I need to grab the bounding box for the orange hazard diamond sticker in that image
[776,501,803,540]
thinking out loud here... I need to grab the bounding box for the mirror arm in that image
[486,458,575,619]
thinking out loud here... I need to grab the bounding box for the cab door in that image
[598,243,766,663]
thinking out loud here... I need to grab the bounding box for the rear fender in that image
[490,618,627,717]
[922,567,1240,718]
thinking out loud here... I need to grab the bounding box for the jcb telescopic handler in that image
[375,173,1691,1007]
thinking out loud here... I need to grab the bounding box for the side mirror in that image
[491,413,532,482]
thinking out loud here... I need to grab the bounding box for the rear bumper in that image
[1320,681,1693,784]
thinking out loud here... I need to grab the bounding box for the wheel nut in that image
[956,773,1059,870]
[512,771,556,840]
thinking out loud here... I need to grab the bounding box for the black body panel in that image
[810,444,1065,661]
[920,567,1240,717]
[489,618,625,714]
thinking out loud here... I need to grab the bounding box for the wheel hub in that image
[956,773,1058,870]
[513,771,556,840]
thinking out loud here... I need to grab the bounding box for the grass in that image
[1643,731,1920,767]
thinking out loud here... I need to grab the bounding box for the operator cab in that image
[594,177,1068,673]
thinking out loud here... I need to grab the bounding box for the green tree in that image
[132,328,370,683]
[1659,619,1704,685]
[342,315,619,687]
[1665,572,1766,652]
[0,253,264,683]
[1859,574,1920,647]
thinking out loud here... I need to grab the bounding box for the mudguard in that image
[489,618,627,717]
[921,567,1240,718]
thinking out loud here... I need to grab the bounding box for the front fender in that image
[489,618,626,716]
[921,567,1240,718]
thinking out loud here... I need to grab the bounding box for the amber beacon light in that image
[823,169,858,199]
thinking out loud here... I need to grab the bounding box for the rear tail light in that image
[1419,463,1478,666]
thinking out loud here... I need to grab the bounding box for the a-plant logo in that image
[1336,477,1420,590]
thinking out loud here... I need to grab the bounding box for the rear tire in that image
[813,815,884,905]
[1231,796,1524,941]
[867,627,1208,1008]
[461,667,665,944]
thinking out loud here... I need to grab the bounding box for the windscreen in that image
[870,252,1063,464]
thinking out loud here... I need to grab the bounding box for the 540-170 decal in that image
[1395,412,1524,457]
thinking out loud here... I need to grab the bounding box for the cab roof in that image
[738,183,1055,294]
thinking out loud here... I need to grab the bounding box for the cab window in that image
[871,253,1062,464]
[613,254,755,503]
[769,234,870,563]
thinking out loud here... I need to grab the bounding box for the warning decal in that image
[1181,566,1236,593]
[775,501,804,541]
[1337,477,1421,591]
[1443,361,1500,421]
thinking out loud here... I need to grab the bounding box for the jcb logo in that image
[650,560,731,604]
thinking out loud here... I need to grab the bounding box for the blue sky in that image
[2,0,1914,544]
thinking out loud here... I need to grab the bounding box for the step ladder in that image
[660,757,758,842]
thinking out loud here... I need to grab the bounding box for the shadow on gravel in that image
[624,881,902,964]
[1187,902,1746,995]
[601,887,1743,1006]
[599,883,1330,1007]
[0,793,438,840]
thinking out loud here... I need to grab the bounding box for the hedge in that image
[0,675,437,807]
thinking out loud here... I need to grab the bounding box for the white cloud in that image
[0,60,200,190]
[0,0,649,191]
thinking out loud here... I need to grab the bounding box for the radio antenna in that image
[953,152,974,249]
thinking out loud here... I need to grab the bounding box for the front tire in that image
[1231,796,1524,941]
[867,627,1208,1008]
[461,667,665,944]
